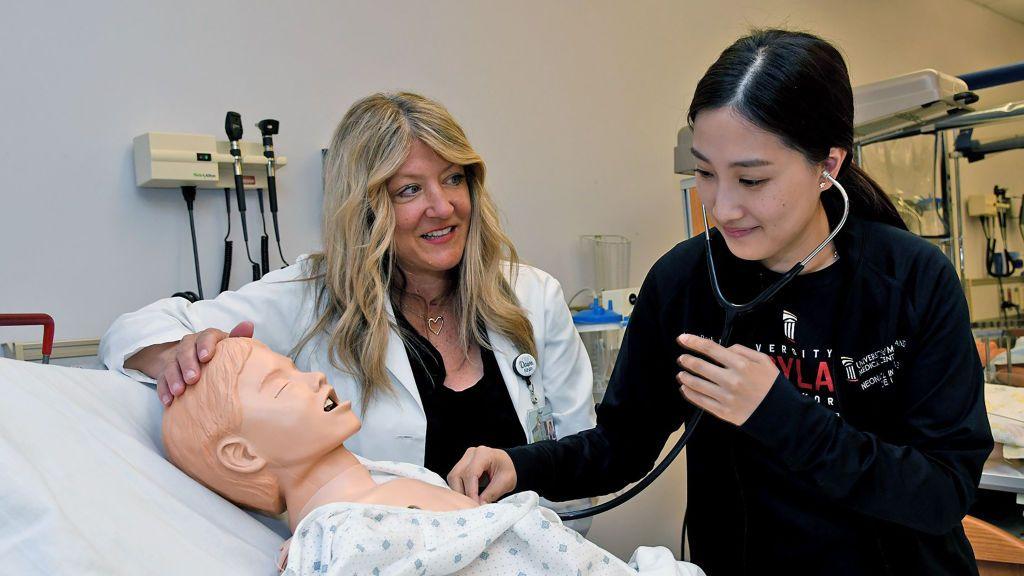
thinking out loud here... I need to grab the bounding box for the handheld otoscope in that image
[225,111,262,281]
[257,118,289,266]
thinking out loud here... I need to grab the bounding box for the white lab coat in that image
[99,257,597,525]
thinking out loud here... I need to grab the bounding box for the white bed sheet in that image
[0,358,285,575]
[986,383,1024,450]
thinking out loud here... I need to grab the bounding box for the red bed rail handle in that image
[0,313,56,359]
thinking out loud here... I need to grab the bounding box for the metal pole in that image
[681,179,695,240]
[952,147,967,291]
[960,62,1024,91]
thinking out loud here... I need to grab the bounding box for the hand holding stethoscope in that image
[675,333,780,426]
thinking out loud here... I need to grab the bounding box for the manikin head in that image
[162,338,359,514]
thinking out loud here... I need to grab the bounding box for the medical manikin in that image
[163,338,705,576]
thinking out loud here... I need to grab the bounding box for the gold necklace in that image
[427,313,444,336]
[424,299,448,336]
[399,288,450,337]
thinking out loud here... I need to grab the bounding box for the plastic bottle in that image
[919,198,946,237]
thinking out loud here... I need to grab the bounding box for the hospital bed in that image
[0,357,286,574]
[0,357,706,576]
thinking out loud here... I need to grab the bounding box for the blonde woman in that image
[100,93,595,509]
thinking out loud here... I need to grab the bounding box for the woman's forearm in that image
[124,341,178,379]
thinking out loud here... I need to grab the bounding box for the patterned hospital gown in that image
[281,460,703,576]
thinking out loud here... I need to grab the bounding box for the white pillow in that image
[0,358,285,575]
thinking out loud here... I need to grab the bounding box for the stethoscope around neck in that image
[554,170,850,522]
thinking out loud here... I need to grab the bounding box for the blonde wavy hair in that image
[295,92,535,412]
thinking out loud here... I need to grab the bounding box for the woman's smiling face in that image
[692,107,832,271]
[387,138,472,279]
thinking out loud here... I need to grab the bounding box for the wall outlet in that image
[602,287,641,318]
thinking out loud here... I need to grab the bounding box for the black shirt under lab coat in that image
[394,309,527,478]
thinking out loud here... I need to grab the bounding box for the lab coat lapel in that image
[384,299,424,413]
[487,326,531,435]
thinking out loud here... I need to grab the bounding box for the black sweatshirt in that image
[507,217,993,575]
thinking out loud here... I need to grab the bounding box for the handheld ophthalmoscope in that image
[257,118,289,266]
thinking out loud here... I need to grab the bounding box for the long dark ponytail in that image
[687,29,906,230]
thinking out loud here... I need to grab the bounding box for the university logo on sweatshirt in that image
[841,357,858,382]
[782,310,797,341]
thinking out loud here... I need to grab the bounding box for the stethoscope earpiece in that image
[820,170,838,189]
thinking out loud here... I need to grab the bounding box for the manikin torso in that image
[291,447,477,533]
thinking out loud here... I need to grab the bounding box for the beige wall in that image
[1,0,1023,562]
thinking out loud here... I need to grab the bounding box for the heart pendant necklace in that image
[427,315,444,336]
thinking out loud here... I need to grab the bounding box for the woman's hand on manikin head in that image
[691,107,847,274]
[156,321,255,407]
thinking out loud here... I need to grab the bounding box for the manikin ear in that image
[819,147,849,187]
[216,436,267,475]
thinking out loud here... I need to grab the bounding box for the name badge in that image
[528,404,556,443]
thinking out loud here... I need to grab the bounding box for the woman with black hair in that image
[447,29,993,575]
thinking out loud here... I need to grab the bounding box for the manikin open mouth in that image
[324,390,339,412]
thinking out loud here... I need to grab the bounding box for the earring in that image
[819,182,827,190]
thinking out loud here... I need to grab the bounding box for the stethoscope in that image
[554,170,850,522]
